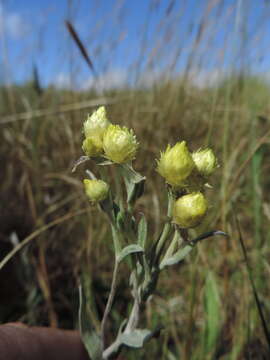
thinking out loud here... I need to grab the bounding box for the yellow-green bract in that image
[82,137,102,157]
[83,179,109,203]
[83,106,110,151]
[173,192,208,228]
[103,124,139,163]
[157,141,195,187]
[192,148,218,177]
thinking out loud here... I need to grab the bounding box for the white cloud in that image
[81,69,128,92]
[189,69,227,88]
[52,68,228,91]
[50,69,128,92]
[53,73,72,89]
[136,70,167,88]
[0,4,30,39]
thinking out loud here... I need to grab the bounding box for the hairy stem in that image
[155,188,174,255]
[101,260,119,347]
[125,296,141,334]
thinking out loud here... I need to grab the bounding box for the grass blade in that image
[203,271,221,354]
[65,20,97,77]
[235,215,270,352]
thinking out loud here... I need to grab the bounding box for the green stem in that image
[124,296,141,333]
[100,221,122,347]
[111,223,122,256]
[101,260,119,348]
[155,188,174,255]
[155,222,172,256]
[161,228,181,262]
[114,166,125,212]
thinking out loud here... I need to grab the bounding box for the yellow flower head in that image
[103,124,139,163]
[83,106,110,150]
[192,148,218,177]
[82,137,102,157]
[173,192,208,228]
[83,179,109,203]
[157,141,195,187]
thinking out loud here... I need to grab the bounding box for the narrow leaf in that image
[97,160,114,166]
[71,156,90,172]
[138,214,147,248]
[159,244,194,270]
[235,215,270,350]
[120,163,145,184]
[159,230,227,270]
[117,244,144,263]
[102,326,162,358]
[203,271,221,353]
[118,326,162,348]
[189,230,228,245]
[119,329,151,348]
[78,285,103,360]
[119,164,146,204]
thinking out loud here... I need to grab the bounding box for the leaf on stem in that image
[97,159,114,166]
[78,285,103,360]
[71,156,90,172]
[159,243,194,269]
[189,230,228,245]
[137,214,148,248]
[117,244,144,263]
[118,326,163,348]
[111,224,122,256]
[159,230,227,270]
[119,164,146,204]
[102,326,163,359]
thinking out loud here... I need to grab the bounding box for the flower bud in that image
[192,148,218,177]
[157,141,195,187]
[83,179,109,203]
[83,106,110,149]
[82,137,102,157]
[103,124,139,163]
[173,192,208,228]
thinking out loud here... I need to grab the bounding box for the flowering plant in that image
[73,106,226,360]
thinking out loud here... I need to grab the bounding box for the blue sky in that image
[1,0,270,90]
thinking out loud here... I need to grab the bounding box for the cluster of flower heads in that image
[82,106,218,229]
[157,141,218,228]
[82,106,138,203]
[82,106,138,163]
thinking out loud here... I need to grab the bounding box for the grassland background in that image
[1,1,270,359]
